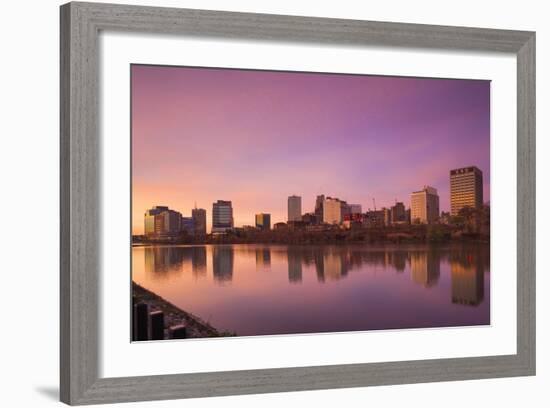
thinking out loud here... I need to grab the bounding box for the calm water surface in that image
[132,243,490,337]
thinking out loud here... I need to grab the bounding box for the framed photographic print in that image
[60,1,536,405]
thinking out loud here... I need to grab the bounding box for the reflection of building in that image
[410,251,440,287]
[255,248,271,269]
[255,213,271,230]
[324,253,343,280]
[288,195,302,222]
[314,250,325,282]
[386,250,407,272]
[144,246,192,278]
[191,246,207,278]
[411,186,439,224]
[212,200,234,234]
[287,250,303,283]
[451,255,484,305]
[212,246,234,282]
[144,206,182,237]
[320,250,350,281]
[450,166,483,216]
[192,207,207,236]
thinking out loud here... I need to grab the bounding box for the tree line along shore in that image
[133,221,490,246]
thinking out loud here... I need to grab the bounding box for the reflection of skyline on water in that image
[141,244,489,307]
[410,250,440,287]
[136,243,490,336]
[255,248,271,271]
[212,246,234,283]
[287,248,303,283]
[191,246,207,278]
[142,245,207,280]
[450,249,485,306]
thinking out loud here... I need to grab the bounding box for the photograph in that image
[0,0,541,406]
[130,64,491,341]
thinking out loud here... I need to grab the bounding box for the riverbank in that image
[132,281,235,338]
[133,224,489,246]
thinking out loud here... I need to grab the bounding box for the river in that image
[132,243,490,337]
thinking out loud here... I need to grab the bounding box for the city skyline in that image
[139,164,485,237]
[132,65,490,234]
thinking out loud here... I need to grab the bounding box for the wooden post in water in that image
[170,324,187,339]
[131,296,138,340]
[134,302,149,341]
[150,310,164,340]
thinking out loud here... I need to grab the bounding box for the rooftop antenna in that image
[372,198,376,212]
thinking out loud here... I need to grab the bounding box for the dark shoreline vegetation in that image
[132,223,490,246]
[132,281,235,338]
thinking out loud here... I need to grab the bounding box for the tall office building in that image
[144,206,167,236]
[382,207,391,226]
[287,195,302,222]
[450,166,483,216]
[390,202,406,224]
[192,207,207,236]
[323,197,343,224]
[212,200,234,234]
[181,217,195,234]
[314,195,325,223]
[144,206,182,237]
[255,213,271,230]
[410,186,439,224]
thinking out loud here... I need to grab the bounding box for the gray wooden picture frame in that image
[60,1,536,405]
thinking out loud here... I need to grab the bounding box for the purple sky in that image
[132,65,490,234]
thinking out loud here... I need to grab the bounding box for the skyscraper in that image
[192,207,207,236]
[390,202,406,224]
[323,197,342,224]
[410,186,439,224]
[144,206,168,236]
[450,166,483,216]
[287,195,302,222]
[314,195,325,223]
[181,217,195,234]
[144,206,182,237]
[255,213,271,230]
[212,200,234,234]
